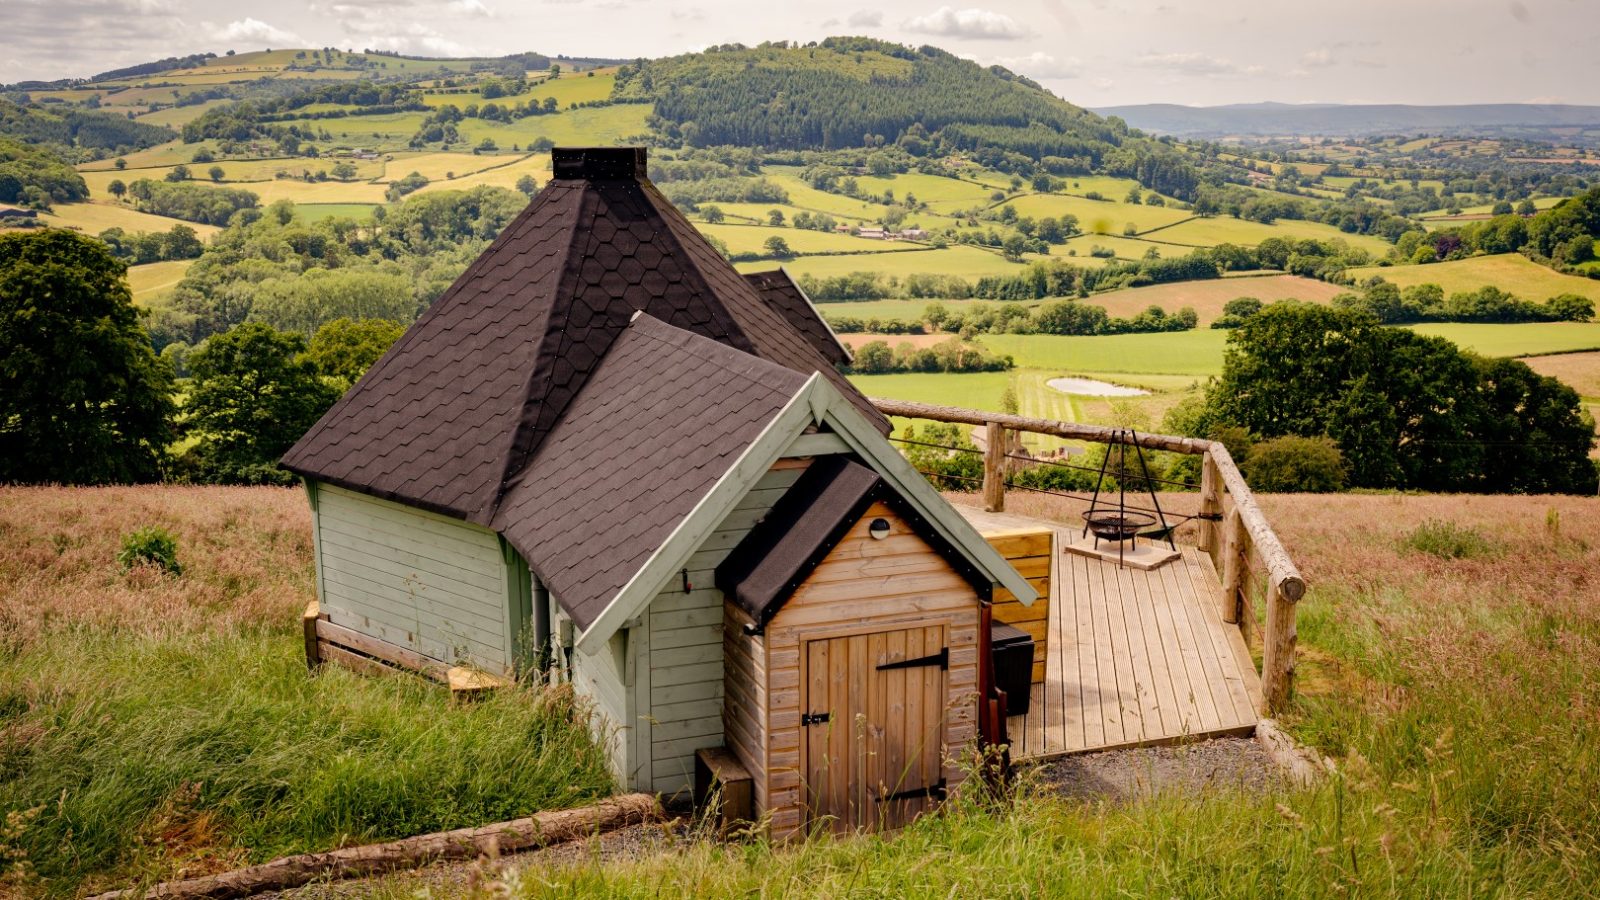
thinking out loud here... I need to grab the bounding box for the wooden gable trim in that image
[814,388,1040,608]
[576,374,826,655]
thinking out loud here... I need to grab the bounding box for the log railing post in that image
[1198,452,1223,562]
[982,421,1005,513]
[1261,584,1297,715]
[1218,508,1245,626]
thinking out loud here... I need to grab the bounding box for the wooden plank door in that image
[803,624,947,833]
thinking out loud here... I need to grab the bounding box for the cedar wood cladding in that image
[281,147,887,532]
[724,501,984,838]
[717,457,995,632]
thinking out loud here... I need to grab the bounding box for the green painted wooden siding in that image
[566,614,638,788]
[312,483,514,673]
[644,465,806,795]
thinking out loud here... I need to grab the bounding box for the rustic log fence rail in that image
[869,396,1305,715]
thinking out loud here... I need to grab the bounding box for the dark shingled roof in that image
[281,147,886,528]
[716,456,993,631]
[741,269,850,366]
[495,313,807,629]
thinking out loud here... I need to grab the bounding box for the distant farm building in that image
[283,147,1037,837]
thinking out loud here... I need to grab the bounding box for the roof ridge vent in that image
[552,146,647,180]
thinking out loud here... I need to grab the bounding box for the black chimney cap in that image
[552,147,647,180]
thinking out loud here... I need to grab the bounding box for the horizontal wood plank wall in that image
[985,528,1053,683]
[763,502,982,840]
[723,601,768,814]
[569,627,635,788]
[645,463,809,797]
[313,483,511,674]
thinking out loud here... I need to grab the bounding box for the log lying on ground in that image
[88,793,662,900]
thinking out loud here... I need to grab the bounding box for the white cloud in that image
[211,17,305,46]
[348,21,468,56]
[903,6,1028,41]
[989,51,1082,79]
[847,10,883,27]
[1134,52,1264,77]
[446,0,493,16]
[1301,48,1335,68]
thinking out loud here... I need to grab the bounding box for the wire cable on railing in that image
[887,434,1202,491]
[905,467,1205,528]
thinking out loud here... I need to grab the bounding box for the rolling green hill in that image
[617,38,1198,198]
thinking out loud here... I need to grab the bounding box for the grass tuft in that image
[1400,519,1500,559]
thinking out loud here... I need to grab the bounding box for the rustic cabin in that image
[281,147,1039,837]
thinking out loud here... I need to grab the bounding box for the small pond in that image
[1046,376,1151,397]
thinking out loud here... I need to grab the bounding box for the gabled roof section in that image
[574,370,1039,655]
[282,147,886,524]
[742,268,852,366]
[715,456,991,632]
[492,313,809,630]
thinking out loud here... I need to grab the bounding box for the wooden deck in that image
[959,507,1263,760]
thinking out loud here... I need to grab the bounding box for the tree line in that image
[0,228,409,485]
[1168,304,1596,494]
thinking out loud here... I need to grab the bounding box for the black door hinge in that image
[801,711,831,727]
[877,647,948,671]
[877,778,948,803]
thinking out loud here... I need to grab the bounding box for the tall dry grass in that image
[0,487,612,897]
[0,485,312,652]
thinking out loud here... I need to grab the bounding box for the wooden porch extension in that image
[960,507,1261,761]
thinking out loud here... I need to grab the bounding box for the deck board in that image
[959,507,1261,760]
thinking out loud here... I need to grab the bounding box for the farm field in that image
[1347,253,1600,303]
[453,104,654,152]
[849,367,1201,453]
[813,274,1341,326]
[378,151,518,183]
[735,244,1037,281]
[1411,322,1600,357]
[1057,233,1166,261]
[849,172,999,211]
[1520,350,1600,398]
[1005,193,1192,234]
[982,330,1229,375]
[1093,274,1344,324]
[1418,196,1565,220]
[126,259,194,305]
[36,203,222,239]
[701,224,923,256]
[1150,216,1394,255]
[295,202,380,223]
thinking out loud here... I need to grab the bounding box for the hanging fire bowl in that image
[1081,510,1155,543]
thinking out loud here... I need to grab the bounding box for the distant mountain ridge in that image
[1093,102,1600,141]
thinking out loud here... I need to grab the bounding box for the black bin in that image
[990,622,1035,717]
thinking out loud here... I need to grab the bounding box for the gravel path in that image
[1032,736,1284,802]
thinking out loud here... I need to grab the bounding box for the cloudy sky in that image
[4,0,1596,107]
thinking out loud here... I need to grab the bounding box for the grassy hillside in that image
[0,487,613,896]
[618,38,1197,198]
[1348,254,1600,303]
[377,491,1600,897]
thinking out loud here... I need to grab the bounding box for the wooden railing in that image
[870,397,1306,715]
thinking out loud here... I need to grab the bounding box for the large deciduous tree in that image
[1207,304,1595,494]
[0,229,175,483]
[179,322,338,484]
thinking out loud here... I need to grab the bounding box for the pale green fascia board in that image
[819,386,1039,607]
[576,374,826,655]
